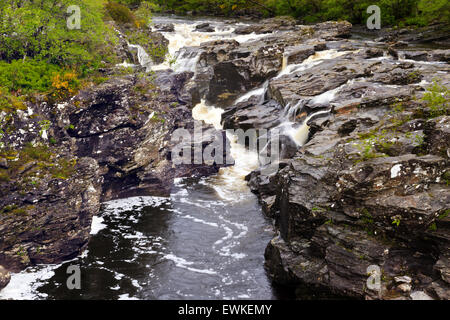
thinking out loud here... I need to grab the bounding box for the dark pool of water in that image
[33,177,284,300]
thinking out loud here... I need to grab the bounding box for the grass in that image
[392,218,401,227]
[422,80,449,119]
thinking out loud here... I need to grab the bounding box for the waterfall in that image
[281,53,289,71]
[128,44,153,71]
[192,101,259,202]
[150,21,272,73]
[288,109,330,146]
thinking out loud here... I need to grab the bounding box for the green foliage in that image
[0,0,119,68]
[418,0,450,25]
[355,129,392,162]
[106,1,137,24]
[438,209,449,220]
[0,143,78,191]
[392,217,401,227]
[360,208,374,224]
[428,222,437,231]
[0,88,26,112]
[0,60,61,94]
[126,30,168,62]
[0,0,120,96]
[422,80,450,118]
[134,1,158,24]
[138,0,449,26]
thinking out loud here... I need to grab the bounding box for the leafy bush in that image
[134,1,159,24]
[422,80,450,118]
[138,0,450,26]
[418,0,450,25]
[0,60,61,94]
[0,0,119,73]
[106,1,137,24]
[51,71,81,100]
[0,88,26,113]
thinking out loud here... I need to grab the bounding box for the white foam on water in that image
[0,265,60,300]
[310,86,340,105]
[192,100,224,130]
[151,22,272,72]
[181,215,219,228]
[103,196,169,213]
[116,61,136,68]
[128,44,153,71]
[164,254,217,275]
[235,87,265,104]
[90,215,107,235]
[118,293,139,300]
[192,100,260,202]
[276,49,350,79]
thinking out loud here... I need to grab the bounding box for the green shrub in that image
[106,1,137,24]
[422,80,450,118]
[140,0,450,26]
[0,0,119,74]
[0,60,61,94]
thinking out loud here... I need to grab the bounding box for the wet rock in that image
[283,45,315,65]
[427,280,450,300]
[0,157,103,272]
[64,73,230,200]
[234,16,297,35]
[388,45,399,59]
[403,51,428,61]
[0,65,230,272]
[368,23,450,46]
[222,99,283,130]
[372,66,422,85]
[192,38,283,106]
[187,21,354,107]
[195,23,214,32]
[153,23,175,32]
[268,57,372,107]
[397,283,412,293]
[395,276,412,284]
[355,48,384,59]
[313,21,353,39]
[427,49,450,63]
[0,265,10,290]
